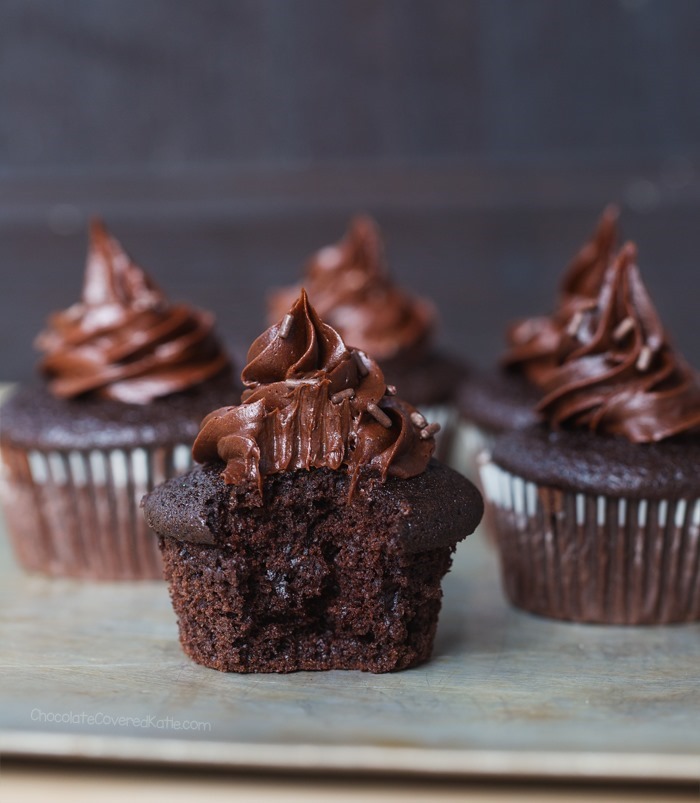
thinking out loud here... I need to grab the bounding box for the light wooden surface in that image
[1,376,700,785]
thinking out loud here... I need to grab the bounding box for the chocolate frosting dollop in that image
[193,290,436,497]
[503,205,619,387]
[268,216,435,361]
[36,219,230,404]
[537,243,700,442]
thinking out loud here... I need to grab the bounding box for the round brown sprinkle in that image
[410,411,427,429]
[367,402,392,428]
[419,423,441,440]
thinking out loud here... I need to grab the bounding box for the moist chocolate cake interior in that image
[147,461,481,673]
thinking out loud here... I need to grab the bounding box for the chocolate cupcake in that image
[480,243,700,624]
[454,206,619,477]
[0,220,240,580]
[268,216,465,460]
[143,290,482,672]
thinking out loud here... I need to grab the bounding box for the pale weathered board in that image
[1,414,700,781]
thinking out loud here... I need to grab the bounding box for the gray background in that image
[1,0,699,379]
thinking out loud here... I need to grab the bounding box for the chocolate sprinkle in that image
[331,388,355,404]
[367,402,392,428]
[278,313,294,338]
[410,411,427,429]
[419,423,441,440]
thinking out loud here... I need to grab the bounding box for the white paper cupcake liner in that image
[0,442,193,580]
[447,420,495,480]
[418,403,459,465]
[479,456,700,624]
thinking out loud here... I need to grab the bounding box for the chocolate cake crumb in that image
[145,461,482,673]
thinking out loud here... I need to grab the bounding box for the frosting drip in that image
[537,243,700,442]
[503,205,619,387]
[193,290,436,497]
[36,220,230,404]
[268,216,435,360]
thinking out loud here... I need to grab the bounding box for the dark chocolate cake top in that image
[144,460,484,552]
[502,205,619,388]
[457,368,541,435]
[35,219,230,404]
[535,243,700,442]
[0,372,238,450]
[193,290,437,498]
[267,215,435,361]
[491,426,700,499]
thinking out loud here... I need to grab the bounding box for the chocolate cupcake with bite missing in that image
[0,220,239,580]
[144,290,482,672]
[480,243,700,624]
[269,216,465,460]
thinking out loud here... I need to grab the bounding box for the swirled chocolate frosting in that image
[36,219,230,404]
[537,243,700,442]
[268,216,435,361]
[503,205,619,387]
[193,290,436,497]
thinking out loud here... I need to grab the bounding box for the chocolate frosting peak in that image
[268,216,435,360]
[81,219,162,312]
[243,289,348,386]
[560,203,619,299]
[503,206,620,386]
[193,290,436,498]
[537,243,700,442]
[36,219,230,404]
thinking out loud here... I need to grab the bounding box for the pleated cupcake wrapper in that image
[448,420,495,480]
[0,442,193,580]
[417,403,459,465]
[479,456,700,624]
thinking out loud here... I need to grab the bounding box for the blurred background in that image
[1,0,700,379]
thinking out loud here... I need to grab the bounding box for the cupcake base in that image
[418,402,459,465]
[145,461,483,672]
[160,534,452,673]
[0,374,240,580]
[1,441,192,580]
[453,368,540,481]
[481,458,700,625]
[448,420,494,481]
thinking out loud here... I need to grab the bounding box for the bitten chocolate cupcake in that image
[0,220,239,580]
[144,290,482,673]
[268,216,466,459]
[480,243,700,624]
[454,206,619,476]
